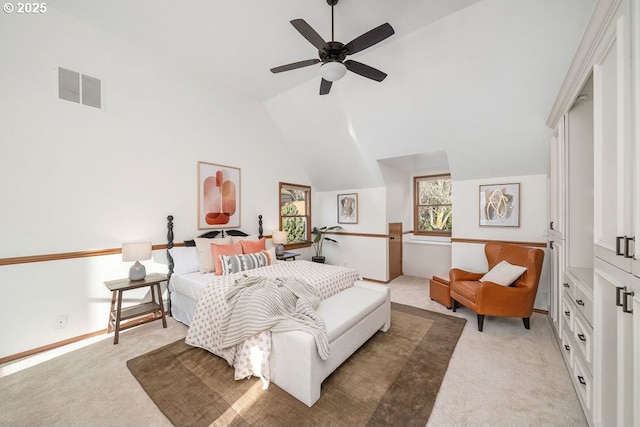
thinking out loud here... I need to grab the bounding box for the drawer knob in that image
[578,376,586,386]
[564,311,570,316]
[564,344,570,351]
[578,333,586,342]
[575,299,585,306]
[563,283,569,288]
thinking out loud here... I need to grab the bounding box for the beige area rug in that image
[127,303,466,427]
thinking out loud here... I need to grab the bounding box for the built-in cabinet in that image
[548,238,565,331]
[548,117,566,241]
[547,0,639,425]
[562,268,595,419]
[592,0,634,274]
[550,75,595,422]
[594,258,639,426]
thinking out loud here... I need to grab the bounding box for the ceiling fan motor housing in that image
[319,41,347,63]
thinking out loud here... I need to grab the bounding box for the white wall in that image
[314,187,388,281]
[378,162,412,228]
[451,174,550,309]
[0,10,309,357]
[379,160,453,280]
[402,240,452,280]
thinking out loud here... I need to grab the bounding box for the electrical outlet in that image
[55,314,67,329]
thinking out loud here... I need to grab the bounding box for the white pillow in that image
[264,246,276,263]
[231,234,259,244]
[480,260,527,287]
[168,246,199,275]
[194,236,233,273]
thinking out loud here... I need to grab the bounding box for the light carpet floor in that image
[0,275,587,427]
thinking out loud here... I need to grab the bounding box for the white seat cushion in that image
[317,286,386,343]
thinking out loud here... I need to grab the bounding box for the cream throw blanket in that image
[219,275,329,361]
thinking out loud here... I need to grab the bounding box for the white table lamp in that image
[271,231,288,256]
[122,241,152,281]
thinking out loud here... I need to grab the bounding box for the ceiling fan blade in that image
[344,23,394,55]
[344,60,387,82]
[290,19,326,50]
[270,59,321,74]
[320,78,332,95]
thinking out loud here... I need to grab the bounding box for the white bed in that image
[168,260,361,326]
[163,216,388,405]
[168,271,211,325]
[169,256,362,383]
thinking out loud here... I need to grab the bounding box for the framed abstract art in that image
[198,161,241,229]
[479,183,520,227]
[337,193,358,224]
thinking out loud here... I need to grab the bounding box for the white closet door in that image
[593,11,633,273]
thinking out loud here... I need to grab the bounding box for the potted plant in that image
[311,225,341,263]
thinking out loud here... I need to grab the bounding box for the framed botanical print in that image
[198,161,241,229]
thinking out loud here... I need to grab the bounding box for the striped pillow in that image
[219,251,270,275]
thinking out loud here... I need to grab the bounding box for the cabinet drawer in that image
[560,331,574,369]
[562,277,573,300]
[574,284,593,326]
[573,312,592,373]
[573,355,592,415]
[561,298,574,334]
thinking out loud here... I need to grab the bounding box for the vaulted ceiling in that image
[53,0,595,190]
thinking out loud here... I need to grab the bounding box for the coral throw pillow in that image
[195,237,233,273]
[241,238,266,254]
[211,242,243,276]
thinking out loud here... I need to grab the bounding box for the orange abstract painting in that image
[198,162,240,229]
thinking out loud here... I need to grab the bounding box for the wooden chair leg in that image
[523,317,530,329]
[477,314,484,332]
[452,299,457,312]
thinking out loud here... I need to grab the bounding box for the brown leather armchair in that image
[449,242,544,331]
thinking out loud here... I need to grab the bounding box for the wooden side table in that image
[276,251,300,261]
[104,272,168,344]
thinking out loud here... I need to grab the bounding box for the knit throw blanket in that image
[219,275,329,362]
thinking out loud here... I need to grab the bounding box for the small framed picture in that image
[337,193,358,224]
[479,183,520,227]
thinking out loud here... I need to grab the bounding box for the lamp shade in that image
[122,241,152,262]
[319,62,347,82]
[271,231,288,245]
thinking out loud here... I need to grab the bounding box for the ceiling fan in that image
[270,0,394,95]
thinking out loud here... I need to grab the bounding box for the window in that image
[279,182,311,247]
[414,174,452,236]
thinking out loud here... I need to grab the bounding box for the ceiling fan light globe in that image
[319,62,347,82]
